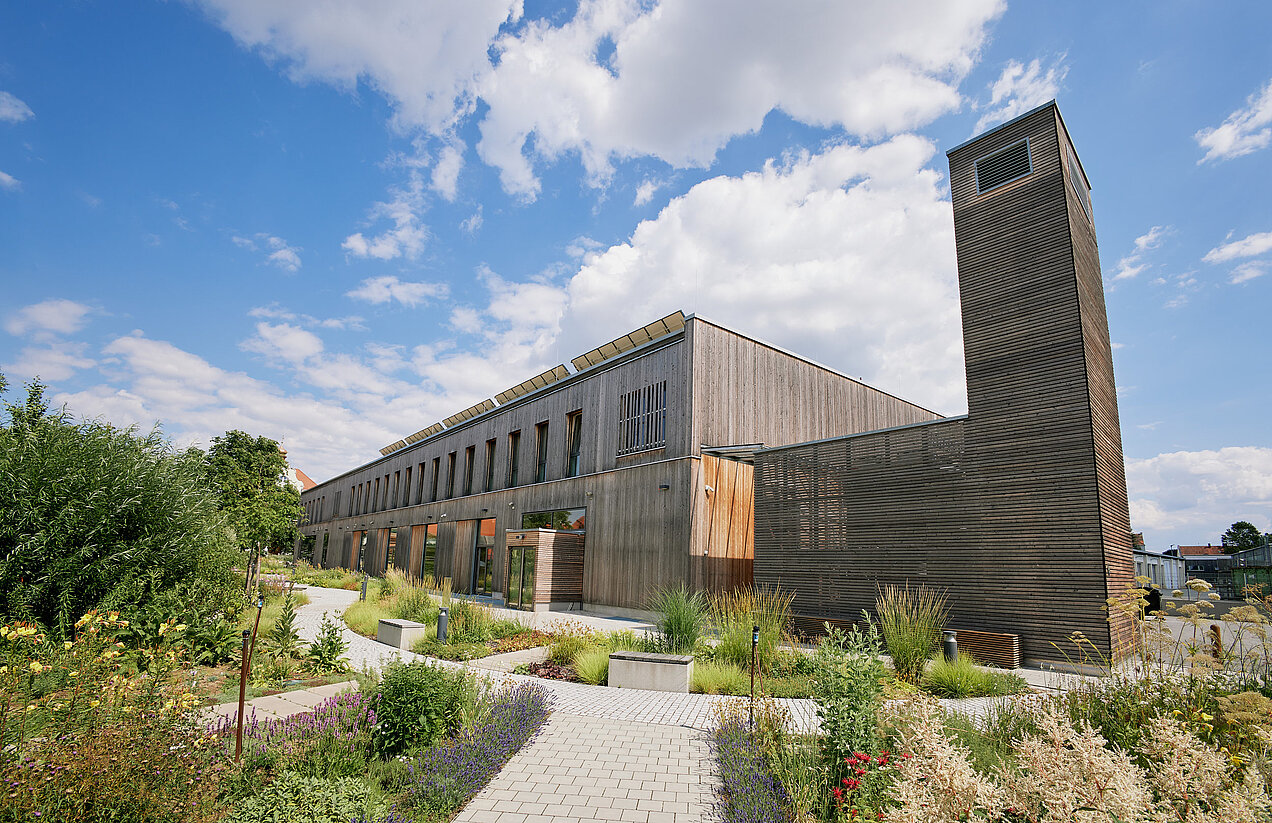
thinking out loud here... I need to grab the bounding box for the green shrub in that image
[0,379,239,636]
[265,589,303,658]
[873,583,948,684]
[709,585,793,671]
[692,660,748,694]
[922,653,1028,698]
[549,634,592,665]
[224,773,387,823]
[448,599,497,644]
[812,622,886,774]
[649,584,707,653]
[374,661,472,756]
[605,629,649,652]
[306,613,350,674]
[395,584,439,625]
[573,646,611,685]
[343,598,392,638]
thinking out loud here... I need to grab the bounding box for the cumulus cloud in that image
[345,276,448,308]
[1195,78,1272,164]
[5,298,94,341]
[0,91,34,123]
[973,56,1067,134]
[198,0,1004,199]
[0,170,20,191]
[1111,225,1170,281]
[633,178,662,207]
[1127,447,1272,547]
[233,233,302,272]
[2,342,95,381]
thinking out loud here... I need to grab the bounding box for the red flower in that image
[901,753,912,760]
[833,788,843,801]
[845,778,860,790]
[854,767,866,776]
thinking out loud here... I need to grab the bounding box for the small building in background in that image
[1134,549,1185,593]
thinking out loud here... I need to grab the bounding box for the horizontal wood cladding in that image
[755,106,1134,663]
[303,457,694,611]
[688,319,940,452]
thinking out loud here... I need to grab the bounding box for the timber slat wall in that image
[690,455,755,594]
[507,529,586,606]
[754,104,1134,663]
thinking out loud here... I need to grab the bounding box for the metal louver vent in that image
[974,138,1032,194]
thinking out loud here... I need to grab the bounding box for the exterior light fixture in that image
[659,484,670,490]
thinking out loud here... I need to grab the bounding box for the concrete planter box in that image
[608,651,693,693]
[377,618,431,650]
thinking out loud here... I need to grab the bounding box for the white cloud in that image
[431,144,465,200]
[345,276,448,308]
[342,174,429,260]
[0,170,20,191]
[1111,225,1170,281]
[233,232,303,272]
[0,91,34,123]
[199,0,1004,199]
[460,206,483,235]
[479,0,1003,198]
[240,322,324,365]
[248,304,366,330]
[1230,261,1267,285]
[973,56,1068,134]
[633,178,661,207]
[5,299,94,341]
[1127,447,1272,547]
[550,135,965,413]
[2,342,95,381]
[1195,78,1272,164]
[1203,230,1272,263]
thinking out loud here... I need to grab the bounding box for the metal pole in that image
[235,628,249,761]
[749,624,758,730]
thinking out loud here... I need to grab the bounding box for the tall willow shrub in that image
[0,378,238,635]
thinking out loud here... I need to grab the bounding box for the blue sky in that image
[2,1,1269,550]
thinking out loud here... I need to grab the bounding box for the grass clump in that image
[692,660,748,694]
[649,584,707,653]
[709,585,793,671]
[573,646,611,685]
[922,653,1029,698]
[873,583,948,684]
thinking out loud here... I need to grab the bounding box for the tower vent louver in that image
[974,138,1032,194]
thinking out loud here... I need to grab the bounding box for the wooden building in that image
[297,312,936,614]
[752,102,1135,663]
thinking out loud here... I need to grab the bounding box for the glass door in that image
[472,519,496,596]
[508,548,524,609]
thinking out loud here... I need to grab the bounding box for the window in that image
[445,452,457,498]
[347,487,355,516]
[521,508,586,530]
[565,410,583,477]
[371,478,380,512]
[617,380,667,456]
[484,439,497,492]
[382,474,390,509]
[391,471,401,509]
[414,462,426,504]
[430,457,440,501]
[507,431,521,487]
[462,446,475,496]
[402,467,411,507]
[534,422,549,483]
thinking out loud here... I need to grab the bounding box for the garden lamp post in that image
[235,593,266,761]
[749,624,759,730]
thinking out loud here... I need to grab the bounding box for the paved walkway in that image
[455,713,718,823]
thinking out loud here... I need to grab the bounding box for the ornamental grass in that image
[873,583,948,684]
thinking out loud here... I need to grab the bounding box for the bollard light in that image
[437,606,449,643]
[943,630,958,663]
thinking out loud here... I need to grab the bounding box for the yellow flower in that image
[89,700,100,708]
[29,662,44,674]
[25,705,36,712]
[63,641,73,650]
[69,670,79,677]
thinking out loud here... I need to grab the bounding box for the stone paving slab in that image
[455,712,719,823]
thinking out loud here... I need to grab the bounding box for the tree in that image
[1222,521,1265,553]
[0,377,238,634]
[205,430,303,552]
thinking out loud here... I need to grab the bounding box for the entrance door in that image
[506,546,537,610]
[472,518,495,596]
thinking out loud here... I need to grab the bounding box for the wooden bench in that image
[954,629,1021,669]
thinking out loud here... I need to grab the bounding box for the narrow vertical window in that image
[507,431,521,487]
[565,410,583,477]
[382,474,390,510]
[371,478,380,512]
[446,452,457,498]
[348,487,355,516]
[415,462,426,504]
[402,467,412,507]
[484,439,497,492]
[462,446,475,496]
[430,457,440,501]
[391,471,401,509]
[534,421,549,483]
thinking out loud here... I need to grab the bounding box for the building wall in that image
[754,103,1135,663]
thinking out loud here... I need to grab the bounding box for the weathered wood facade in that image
[753,103,1134,663]
[299,312,937,613]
